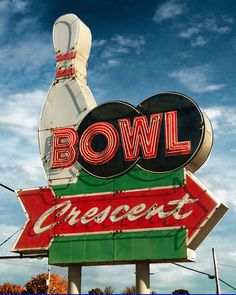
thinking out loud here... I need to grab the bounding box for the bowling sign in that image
[12,171,227,254]
[38,15,213,185]
[38,14,97,186]
[13,13,228,263]
[50,93,213,178]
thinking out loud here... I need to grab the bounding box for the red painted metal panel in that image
[13,172,225,253]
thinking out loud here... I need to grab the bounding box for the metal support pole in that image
[68,264,82,294]
[46,266,51,294]
[136,262,150,294]
[212,248,221,294]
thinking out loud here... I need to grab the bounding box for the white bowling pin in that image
[38,14,97,186]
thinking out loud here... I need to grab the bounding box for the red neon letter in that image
[118,113,163,161]
[51,128,78,169]
[165,111,191,156]
[79,122,119,165]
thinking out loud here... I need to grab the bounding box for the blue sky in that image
[0,0,236,293]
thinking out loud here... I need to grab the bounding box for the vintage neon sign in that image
[13,14,227,265]
[13,171,227,253]
[50,92,213,178]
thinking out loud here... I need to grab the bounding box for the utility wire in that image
[219,278,236,291]
[173,263,214,279]
[0,183,15,193]
[173,263,236,292]
[218,263,236,269]
[0,226,23,247]
[0,183,21,247]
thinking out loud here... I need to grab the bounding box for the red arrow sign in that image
[13,171,227,253]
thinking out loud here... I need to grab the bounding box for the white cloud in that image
[191,35,208,47]
[204,17,231,34]
[151,264,195,292]
[0,36,53,76]
[196,106,236,210]
[153,0,186,23]
[0,88,48,188]
[107,59,120,67]
[92,39,107,48]
[0,0,52,82]
[92,34,145,69]
[169,65,225,93]
[101,34,145,60]
[12,0,29,13]
[101,46,129,59]
[0,0,32,38]
[179,27,200,38]
[178,15,233,47]
[179,16,233,38]
[0,223,49,283]
[111,35,145,53]
[222,15,235,24]
[0,90,46,142]
[14,16,39,35]
[204,106,236,135]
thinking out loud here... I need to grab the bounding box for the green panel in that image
[114,230,186,261]
[49,229,187,265]
[52,166,184,196]
[49,234,113,264]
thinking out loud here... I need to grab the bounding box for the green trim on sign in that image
[49,229,188,265]
[52,166,184,196]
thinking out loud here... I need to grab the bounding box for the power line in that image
[173,263,236,292]
[172,263,214,279]
[0,259,48,269]
[219,278,236,291]
[0,226,24,247]
[218,263,236,269]
[0,183,15,193]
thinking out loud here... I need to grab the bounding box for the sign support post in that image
[136,262,150,294]
[68,264,82,294]
[212,248,221,294]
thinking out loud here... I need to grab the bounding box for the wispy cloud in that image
[0,0,32,38]
[0,34,53,90]
[12,0,29,13]
[169,65,225,93]
[92,34,145,69]
[204,106,236,135]
[152,2,234,48]
[0,90,46,141]
[92,39,107,48]
[191,35,208,47]
[0,89,47,188]
[102,35,145,58]
[179,16,232,38]
[178,14,233,47]
[0,36,52,71]
[198,106,236,210]
[153,0,186,23]
[111,35,145,53]
[0,0,53,88]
